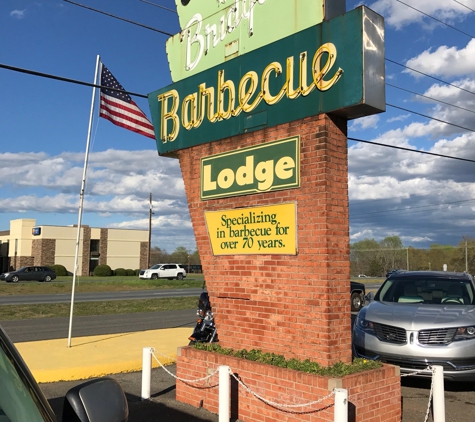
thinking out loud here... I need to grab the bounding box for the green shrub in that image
[93,265,113,277]
[193,343,382,377]
[114,268,127,276]
[134,269,140,276]
[49,264,68,276]
[126,269,135,276]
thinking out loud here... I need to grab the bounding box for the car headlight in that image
[355,315,375,335]
[3,273,9,277]
[454,326,475,341]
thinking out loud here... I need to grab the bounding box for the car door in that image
[23,267,36,282]
[162,265,175,278]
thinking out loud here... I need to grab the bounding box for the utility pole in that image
[466,241,468,273]
[148,193,153,269]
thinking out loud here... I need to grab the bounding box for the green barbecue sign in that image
[148,6,385,156]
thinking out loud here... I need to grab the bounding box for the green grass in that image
[0,275,205,296]
[0,296,199,321]
[0,276,204,321]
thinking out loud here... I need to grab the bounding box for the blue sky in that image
[1,0,475,255]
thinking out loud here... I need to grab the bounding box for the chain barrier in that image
[149,348,334,412]
[149,349,442,420]
[228,368,335,411]
[400,365,435,422]
[151,349,219,383]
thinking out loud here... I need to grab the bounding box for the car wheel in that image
[12,275,19,283]
[176,273,184,280]
[151,274,158,280]
[44,275,52,282]
[351,292,363,312]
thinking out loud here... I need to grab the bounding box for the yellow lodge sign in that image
[204,203,297,255]
[201,137,300,200]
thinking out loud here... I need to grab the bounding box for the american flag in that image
[99,64,155,139]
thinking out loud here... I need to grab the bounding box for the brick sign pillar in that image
[177,113,351,366]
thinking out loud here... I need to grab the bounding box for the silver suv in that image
[139,263,186,280]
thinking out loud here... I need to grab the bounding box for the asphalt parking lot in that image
[38,365,475,422]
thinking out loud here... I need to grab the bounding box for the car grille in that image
[372,322,406,344]
[375,354,475,372]
[418,328,457,345]
[139,270,145,275]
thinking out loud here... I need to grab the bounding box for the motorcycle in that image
[188,292,218,345]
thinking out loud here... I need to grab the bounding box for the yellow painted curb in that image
[15,328,191,383]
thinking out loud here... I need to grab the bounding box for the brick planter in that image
[176,347,401,422]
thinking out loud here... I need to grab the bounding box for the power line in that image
[348,137,475,163]
[139,0,177,14]
[386,83,475,115]
[351,198,475,218]
[63,0,174,37]
[2,59,474,158]
[385,58,475,97]
[386,103,475,133]
[454,0,475,13]
[0,63,148,99]
[396,0,475,39]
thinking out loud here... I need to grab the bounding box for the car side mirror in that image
[62,377,129,422]
[364,291,375,304]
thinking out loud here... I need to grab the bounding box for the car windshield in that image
[0,340,48,421]
[150,264,160,269]
[376,277,475,305]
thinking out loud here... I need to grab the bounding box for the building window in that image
[90,239,100,256]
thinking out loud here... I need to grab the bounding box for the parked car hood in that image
[361,301,475,330]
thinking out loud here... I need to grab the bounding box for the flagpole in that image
[67,55,101,348]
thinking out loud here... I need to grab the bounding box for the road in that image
[0,309,197,342]
[0,287,204,305]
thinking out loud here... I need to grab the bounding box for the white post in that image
[432,365,445,422]
[218,365,231,422]
[141,347,153,400]
[67,54,101,348]
[334,388,348,422]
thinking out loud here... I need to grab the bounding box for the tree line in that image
[149,246,200,267]
[351,236,475,277]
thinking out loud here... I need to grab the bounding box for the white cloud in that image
[387,114,410,123]
[366,0,470,30]
[0,149,195,252]
[10,9,26,19]
[350,115,380,130]
[405,39,475,79]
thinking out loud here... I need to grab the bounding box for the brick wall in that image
[177,114,351,366]
[100,228,108,266]
[32,239,55,266]
[81,227,91,276]
[140,242,149,270]
[176,347,401,422]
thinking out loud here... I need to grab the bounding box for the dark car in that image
[385,269,400,278]
[1,266,56,283]
[351,280,366,312]
[0,322,128,422]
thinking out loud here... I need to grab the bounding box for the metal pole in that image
[407,248,409,270]
[219,365,231,422]
[334,388,348,422]
[148,193,152,268]
[432,365,445,422]
[67,54,101,348]
[465,241,468,273]
[141,347,153,400]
